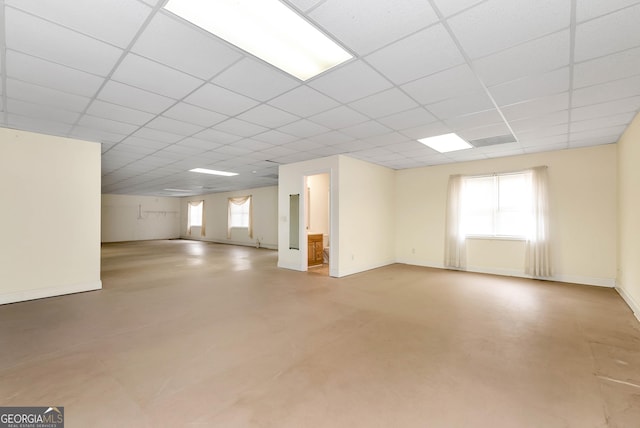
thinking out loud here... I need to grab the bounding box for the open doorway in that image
[305,173,330,275]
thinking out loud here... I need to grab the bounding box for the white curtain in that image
[525,166,551,277]
[227,195,253,239]
[444,174,466,269]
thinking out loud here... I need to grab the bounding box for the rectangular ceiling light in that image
[190,168,238,176]
[418,133,473,153]
[164,0,353,81]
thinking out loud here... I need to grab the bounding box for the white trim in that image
[395,258,615,287]
[277,260,305,271]
[180,236,278,250]
[616,286,640,323]
[0,280,102,305]
[337,259,395,278]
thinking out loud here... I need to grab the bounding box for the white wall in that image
[0,128,101,304]
[180,186,278,249]
[617,112,640,320]
[395,145,618,287]
[277,155,395,278]
[102,194,180,242]
[338,156,396,276]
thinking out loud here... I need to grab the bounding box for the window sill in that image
[465,235,526,242]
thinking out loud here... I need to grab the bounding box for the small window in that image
[187,200,204,236]
[227,196,253,239]
[461,172,532,238]
[229,198,250,227]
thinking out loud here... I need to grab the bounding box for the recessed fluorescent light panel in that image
[190,168,238,176]
[163,0,353,81]
[418,133,473,153]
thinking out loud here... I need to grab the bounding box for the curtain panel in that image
[187,200,205,237]
[444,174,466,269]
[525,166,551,278]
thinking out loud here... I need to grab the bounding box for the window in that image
[227,196,253,238]
[461,172,532,238]
[187,200,205,236]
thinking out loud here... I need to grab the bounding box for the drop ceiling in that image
[1,0,639,196]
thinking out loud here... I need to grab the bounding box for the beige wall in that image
[307,173,330,238]
[395,145,618,286]
[0,128,101,304]
[181,186,278,249]
[102,194,180,242]
[338,156,396,276]
[617,112,640,320]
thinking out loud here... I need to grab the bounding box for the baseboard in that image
[180,236,277,250]
[616,286,640,322]
[395,258,615,288]
[0,280,102,305]
[337,259,396,278]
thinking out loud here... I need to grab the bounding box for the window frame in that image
[461,171,532,240]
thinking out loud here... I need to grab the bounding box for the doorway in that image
[305,173,330,275]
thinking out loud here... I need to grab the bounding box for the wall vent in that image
[469,134,517,148]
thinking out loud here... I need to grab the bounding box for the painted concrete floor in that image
[1,239,639,427]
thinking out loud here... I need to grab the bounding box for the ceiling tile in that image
[176,136,225,150]
[252,130,299,145]
[377,108,438,131]
[237,105,299,128]
[212,58,300,102]
[7,79,91,113]
[574,47,640,88]
[570,112,636,133]
[132,128,184,144]
[572,75,640,107]
[309,0,438,55]
[489,67,570,106]
[365,24,465,85]
[287,0,324,12]
[307,131,355,146]
[279,119,330,138]
[445,109,504,130]
[6,98,80,124]
[509,110,569,134]
[400,121,453,140]
[518,124,569,140]
[5,7,123,76]
[431,0,486,17]
[570,125,627,141]
[146,116,205,136]
[518,134,568,148]
[98,80,175,114]
[427,91,495,119]
[86,100,155,126]
[309,106,369,129]
[401,64,484,105]
[570,96,640,121]
[5,50,104,97]
[340,121,393,139]
[233,139,275,152]
[162,102,228,128]
[193,128,242,145]
[268,86,339,117]
[70,126,127,144]
[112,53,204,99]
[77,115,139,135]
[184,83,259,116]
[473,30,570,87]
[349,88,419,119]
[131,12,242,80]
[308,60,393,103]
[576,0,640,22]
[574,4,640,62]
[501,93,570,121]
[457,122,512,141]
[6,0,152,48]
[448,0,570,59]
[215,118,268,138]
[569,136,618,148]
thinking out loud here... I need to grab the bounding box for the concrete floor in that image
[1,239,639,427]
